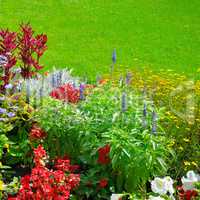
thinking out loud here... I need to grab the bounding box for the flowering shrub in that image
[0,93,34,165]
[9,145,80,200]
[0,24,47,93]
[177,171,200,200]
[147,171,200,200]
[110,69,200,177]
[36,83,173,199]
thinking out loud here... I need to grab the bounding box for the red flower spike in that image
[0,29,17,92]
[18,23,47,79]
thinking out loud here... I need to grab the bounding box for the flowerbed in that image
[0,24,199,199]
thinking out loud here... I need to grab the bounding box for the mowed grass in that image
[0,0,200,79]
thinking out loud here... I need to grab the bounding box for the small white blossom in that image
[5,83,13,89]
[164,176,174,194]
[149,195,165,200]
[181,170,200,191]
[110,194,123,200]
[151,177,167,195]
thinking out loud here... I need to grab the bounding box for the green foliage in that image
[0,94,33,165]
[35,83,174,197]
[103,128,172,193]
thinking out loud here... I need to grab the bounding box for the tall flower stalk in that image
[152,106,157,134]
[0,30,17,93]
[18,24,47,79]
[111,49,116,75]
[79,83,85,100]
[121,92,127,112]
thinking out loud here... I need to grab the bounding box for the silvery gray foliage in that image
[0,55,8,66]
[119,76,123,87]
[121,92,127,112]
[26,79,31,104]
[142,101,147,128]
[96,75,101,85]
[21,68,80,104]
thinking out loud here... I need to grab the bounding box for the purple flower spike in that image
[125,72,131,85]
[152,109,157,134]
[0,108,7,114]
[143,102,147,117]
[112,49,117,64]
[142,102,147,128]
[7,112,15,118]
[79,84,85,100]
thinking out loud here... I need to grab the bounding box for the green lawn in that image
[0,0,200,79]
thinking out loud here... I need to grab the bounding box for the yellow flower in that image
[4,143,9,149]
[0,180,3,191]
[183,138,190,142]
[184,161,191,166]
[179,146,184,151]
[191,161,198,167]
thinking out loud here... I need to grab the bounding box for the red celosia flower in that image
[67,173,81,189]
[54,158,70,171]
[29,124,47,140]
[99,178,108,188]
[33,144,47,166]
[97,144,111,165]
[20,175,31,190]
[0,29,17,92]
[18,24,47,79]
[50,83,80,103]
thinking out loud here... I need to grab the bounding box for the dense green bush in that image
[35,83,174,198]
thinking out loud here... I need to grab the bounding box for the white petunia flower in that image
[164,176,174,194]
[110,194,123,200]
[151,177,167,195]
[181,170,200,191]
[149,195,165,200]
